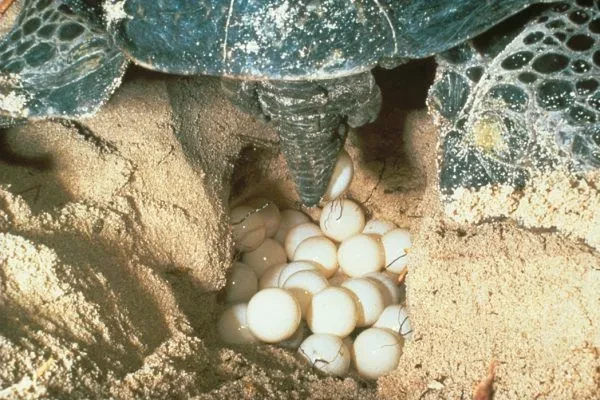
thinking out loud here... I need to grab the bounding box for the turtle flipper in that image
[0,0,127,126]
[430,2,600,197]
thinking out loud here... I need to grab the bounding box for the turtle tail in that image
[227,72,381,206]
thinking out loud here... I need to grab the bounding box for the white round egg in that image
[319,199,365,242]
[299,334,351,376]
[363,219,397,236]
[353,328,403,379]
[230,205,266,252]
[274,209,311,244]
[365,272,401,306]
[245,197,281,237]
[282,270,329,317]
[381,228,411,274]
[306,287,357,337]
[337,234,385,277]
[341,278,386,327]
[374,304,413,340]
[246,288,301,343]
[241,238,287,278]
[284,222,323,260]
[278,260,321,286]
[223,262,258,303]
[323,150,354,201]
[293,236,338,278]
[217,303,258,345]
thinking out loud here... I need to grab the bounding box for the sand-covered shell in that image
[107,0,549,79]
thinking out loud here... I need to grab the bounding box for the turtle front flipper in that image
[0,0,127,126]
[223,72,380,207]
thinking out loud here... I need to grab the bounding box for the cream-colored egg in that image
[299,334,351,376]
[353,328,403,379]
[223,262,258,303]
[374,304,413,340]
[282,270,329,317]
[306,287,357,337]
[381,228,411,273]
[258,263,287,289]
[341,278,386,327]
[274,209,311,244]
[217,303,258,345]
[337,234,385,277]
[293,236,338,278]
[277,260,321,286]
[319,199,365,242]
[246,288,301,343]
[245,197,281,237]
[284,222,323,260]
[323,150,354,201]
[365,272,401,306]
[230,206,266,252]
[241,238,287,278]
[363,219,397,236]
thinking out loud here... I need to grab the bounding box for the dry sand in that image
[0,62,598,399]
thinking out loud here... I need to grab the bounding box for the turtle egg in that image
[299,333,351,376]
[282,270,329,317]
[217,303,258,345]
[306,286,357,337]
[223,262,258,303]
[374,304,413,340]
[323,150,354,201]
[277,260,321,286]
[319,199,365,242]
[381,228,412,274]
[293,236,338,278]
[338,234,385,277]
[241,238,287,278]
[245,197,281,237]
[284,222,323,259]
[246,288,301,343]
[353,328,403,379]
[258,263,287,289]
[274,209,311,244]
[230,205,266,252]
[363,219,397,236]
[365,272,401,306]
[341,278,386,327]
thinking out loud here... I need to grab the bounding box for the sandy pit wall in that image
[0,64,598,399]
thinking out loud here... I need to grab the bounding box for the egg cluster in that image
[218,152,413,380]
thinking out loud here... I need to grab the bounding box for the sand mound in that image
[0,69,598,399]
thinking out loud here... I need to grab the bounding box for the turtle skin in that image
[430,1,600,196]
[0,0,127,126]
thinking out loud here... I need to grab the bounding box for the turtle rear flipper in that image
[0,0,127,126]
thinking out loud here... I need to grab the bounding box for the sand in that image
[0,61,598,399]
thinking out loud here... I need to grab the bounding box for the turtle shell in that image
[109,0,552,79]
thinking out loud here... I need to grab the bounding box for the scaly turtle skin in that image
[429,1,600,195]
[0,0,126,126]
[1,0,554,206]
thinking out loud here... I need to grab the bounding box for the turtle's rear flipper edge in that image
[0,0,127,127]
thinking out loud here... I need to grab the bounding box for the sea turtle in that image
[429,1,600,196]
[0,0,557,206]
